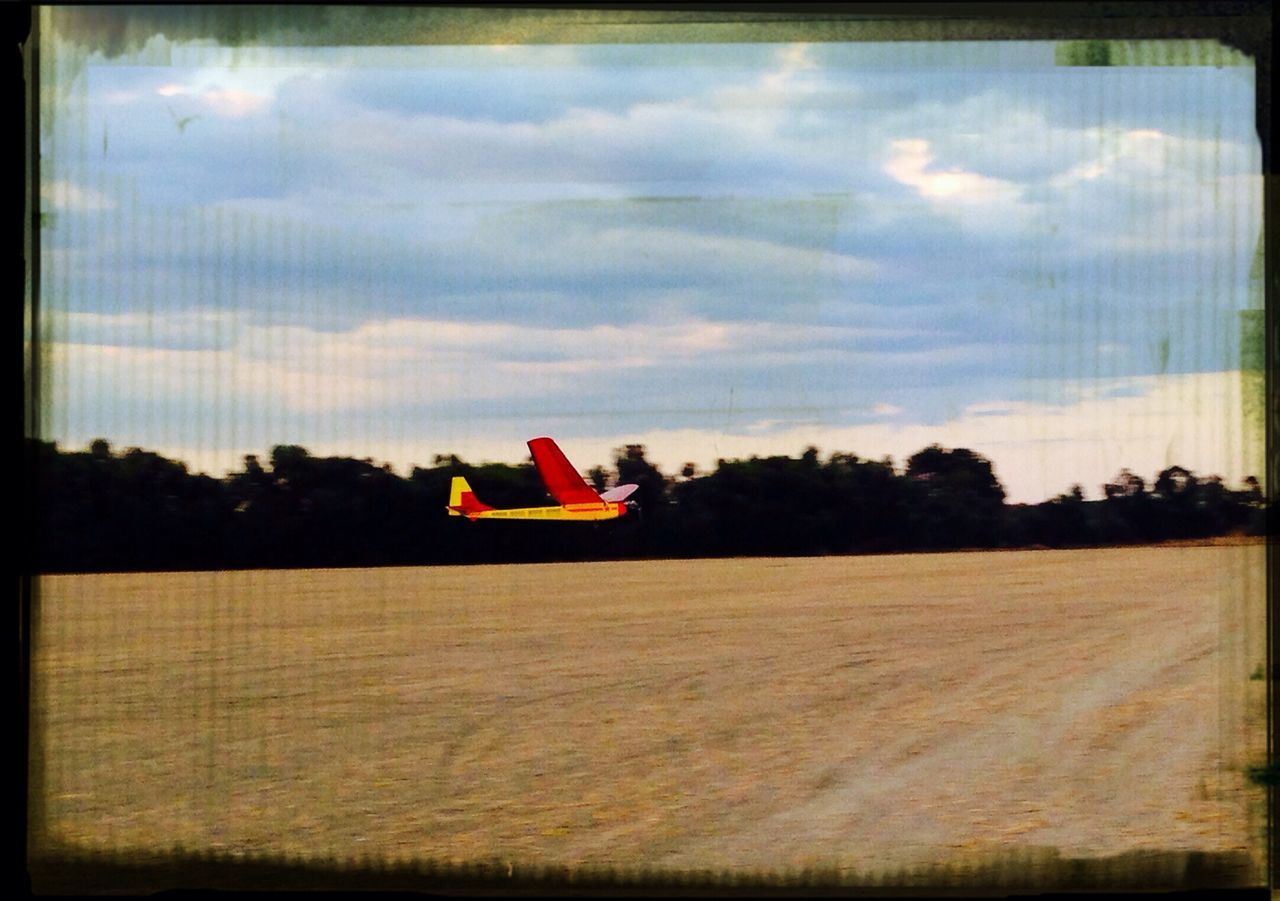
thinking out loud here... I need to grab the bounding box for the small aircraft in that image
[447,437,639,522]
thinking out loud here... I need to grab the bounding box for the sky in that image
[36,25,1264,503]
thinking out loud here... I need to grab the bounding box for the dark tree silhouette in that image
[615,445,667,515]
[27,437,1270,574]
[904,445,1006,548]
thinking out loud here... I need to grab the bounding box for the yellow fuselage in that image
[452,502,627,522]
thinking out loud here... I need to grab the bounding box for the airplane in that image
[446,437,639,522]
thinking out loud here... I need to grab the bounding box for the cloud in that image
[884,138,1023,204]
[1046,126,1253,190]
[441,370,1251,505]
[118,370,1256,509]
[49,310,236,350]
[43,45,1263,497]
[201,87,269,117]
[48,310,932,408]
[43,180,116,212]
[46,307,1261,503]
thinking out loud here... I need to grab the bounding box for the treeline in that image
[27,438,1268,574]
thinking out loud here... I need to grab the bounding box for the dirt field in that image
[29,544,1268,879]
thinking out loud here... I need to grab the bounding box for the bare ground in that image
[29,544,1268,879]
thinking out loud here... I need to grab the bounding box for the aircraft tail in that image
[447,476,494,518]
[527,436,602,506]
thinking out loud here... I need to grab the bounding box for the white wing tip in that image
[599,483,639,502]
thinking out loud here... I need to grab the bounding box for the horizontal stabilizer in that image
[599,483,639,502]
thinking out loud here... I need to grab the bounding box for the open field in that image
[29,544,1268,882]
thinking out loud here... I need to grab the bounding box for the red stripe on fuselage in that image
[454,491,493,513]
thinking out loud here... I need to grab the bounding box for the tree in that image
[1099,467,1157,542]
[904,445,1006,548]
[1104,468,1145,499]
[29,435,1270,573]
[615,445,668,515]
[1152,465,1200,538]
[1154,465,1194,500]
[1033,483,1094,546]
[906,445,1005,501]
[1242,475,1263,504]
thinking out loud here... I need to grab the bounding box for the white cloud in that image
[1047,126,1239,191]
[200,87,269,117]
[1042,126,1261,256]
[1117,128,1170,171]
[885,138,1023,204]
[142,66,309,120]
[755,42,820,98]
[1049,159,1107,190]
[879,137,1039,237]
[45,50,1263,501]
[664,370,1254,503]
[43,180,116,212]
[50,340,1257,506]
[52,309,235,345]
[380,370,1252,505]
[45,312,932,423]
[963,400,1039,417]
[269,44,855,200]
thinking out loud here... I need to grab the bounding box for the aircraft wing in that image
[527,437,604,506]
[599,484,639,502]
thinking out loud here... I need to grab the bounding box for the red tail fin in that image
[527,437,602,506]
[447,476,493,517]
